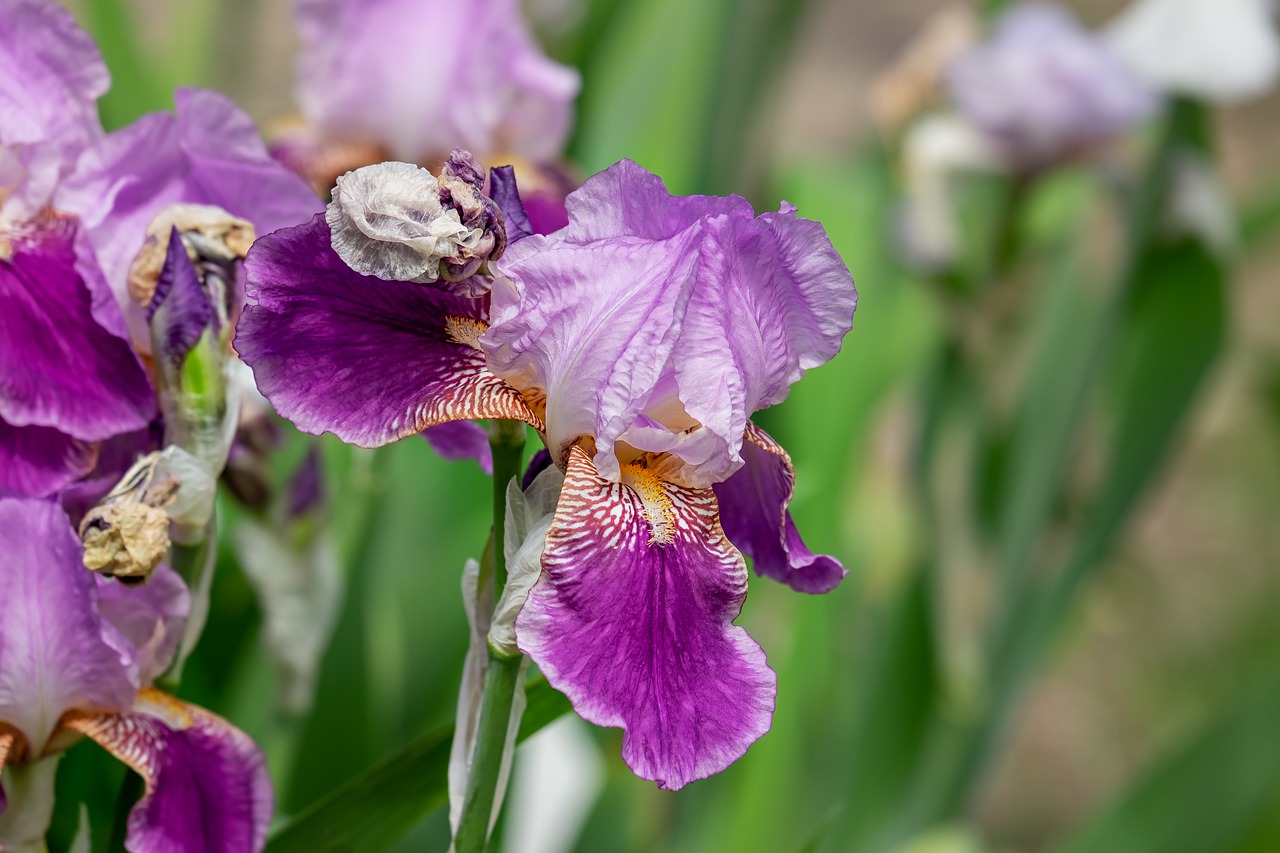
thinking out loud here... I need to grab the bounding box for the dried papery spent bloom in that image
[326,156,505,284]
[127,204,255,307]
[1105,0,1280,103]
[947,2,1155,172]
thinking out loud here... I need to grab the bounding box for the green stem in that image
[453,420,527,853]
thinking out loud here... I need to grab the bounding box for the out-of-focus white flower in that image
[1106,0,1280,103]
[502,716,604,853]
[896,113,1003,271]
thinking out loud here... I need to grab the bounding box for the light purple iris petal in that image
[96,566,190,686]
[65,690,272,853]
[0,419,97,497]
[55,88,322,342]
[0,0,107,219]
[488,160,855,487]
[516,447,776,790]
[0,220,153,441]
[295,0,579,163]
[236,214,539,448]
[713,423,846,594]
[0,497,135,755]
[947,3,1155,171]
[422,421,494,473]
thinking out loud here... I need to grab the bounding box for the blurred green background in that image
[51,0,1280,851]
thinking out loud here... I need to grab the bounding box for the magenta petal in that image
[66,690,272,853]
[0,419,97,497]
[236,214,538,447]
[713,423,846,594]
[422,421,494,473]
[0,497,135,754]
[516,447,776,790]
[0,221,154,440]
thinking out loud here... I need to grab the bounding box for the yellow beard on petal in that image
[620,463,676,547]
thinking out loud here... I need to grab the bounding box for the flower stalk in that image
[454,419,527,853]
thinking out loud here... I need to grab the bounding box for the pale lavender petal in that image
[713,423,846,594]
[422,421,493,473]
[65,690,272,853]
[295,0,579,163]
[0,497,135,754]
[0,419,96,497]
[56,88,322,343]
[515,447,776,790]
[948,3,1155,170]
[236,214,539,448]
[0,220,154,440]
[488,161,854,488]
[0,0,106,219]
[96,566,190,686]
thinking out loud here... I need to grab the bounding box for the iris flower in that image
[236,158,856,788]
[0,496,270,851]
[0,0,320,499]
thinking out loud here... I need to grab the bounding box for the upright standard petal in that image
[0,220,154,440]
[55,88,322,342]
[713,423,846,594]
[236,214,539,447]
[515,447,776,790]
[294,0,579,163]
[0,0,107,220]
[64,689,272,853]
[0,497,134,756]
[489,161,855,488]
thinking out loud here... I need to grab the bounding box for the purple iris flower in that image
[236,158,856,788]
[273,0,580,231]
[0,0,320,501]
[0,496,270,851]
[946,2,1156,172]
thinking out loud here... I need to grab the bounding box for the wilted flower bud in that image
[326,153,506,285]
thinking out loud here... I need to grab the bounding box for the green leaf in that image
[264,678,571,853]
[1059,663,1280,853]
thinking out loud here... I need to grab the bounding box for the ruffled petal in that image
[422,421,493,473]
[0,220,154,440]
[0,497,134,755]
[236,214,538,447]
[713,423,846,594]
[294,0,579,163]
[0,419,96,497]
[96,566,190,686]
[0,0,106,218]
[55,88,322,343]
[515,446,776,790]
[63,689,272,853]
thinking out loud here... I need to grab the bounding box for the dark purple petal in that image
[515,446,775,790]
[488,166,535,244]
[286,444,326,520]
[0,0,107,218]
[522,190,569,236]
[59,423,162,525]
[520,448,552,491]
[713,423,846,594]
[236,214,539,448]
[0,419,97,497]
[148,229,211,372]
[65,689,272,853]
[422,421,493,473]
[0,221,154,441]
[96,566,190,686]
[55,88,322,344]
[0,497,135,754]
[294,0,579,163]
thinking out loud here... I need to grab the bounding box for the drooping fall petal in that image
[236,214,539,447]
[516,446,776,790]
